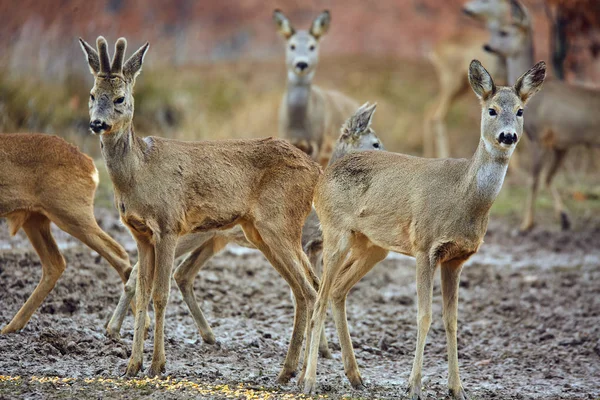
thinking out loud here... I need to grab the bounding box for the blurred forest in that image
[0,0,598,160]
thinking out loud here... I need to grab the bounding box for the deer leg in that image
[545,149,570,230]
[441,259,467,400]
[125,239,155,377]
[408,251,436,400]
[147,233,178,377]
[330,241,389,389]
[520,145,546,232]
[241,221,317,384]
[173,236,229,344]
[107,262,140,339]
[2,214,66,334]
[302,230,351,394]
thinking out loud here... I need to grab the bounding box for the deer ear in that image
[510,0,529,28]
[79,38,100,75]
[342,102,377,138]
[273,9,295,39]
[514,61,546,104]
[469,59,496,101]
[310,10,331,39]
[123,42,149,82]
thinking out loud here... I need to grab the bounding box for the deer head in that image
[462,0,510,27]
[484,0,531,57]
[273,10,331,81]
[79,36,149,135]
[469,59,545,153]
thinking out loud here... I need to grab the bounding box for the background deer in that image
[301,60,546,399]
[423,0,510,158]
[80,36,323,381]
[274,9,359,168]
[107,102,384,362]
[485,0,600,231]
[0,134,131,335]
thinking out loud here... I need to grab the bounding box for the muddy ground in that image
[0,209,599,399]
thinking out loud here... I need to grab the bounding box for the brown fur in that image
[0,133,131,335]
[301,60,545,399]
[80,36,322,381]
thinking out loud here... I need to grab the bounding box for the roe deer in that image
[301,60,546,399]
[274,9,359,168]
[80,36,322,381]
[423,0,510,158]
[107,102,384,362]
[0,133,131,334]
[485,0,600,231]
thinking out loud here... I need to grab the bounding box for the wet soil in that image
[0,209,599,399]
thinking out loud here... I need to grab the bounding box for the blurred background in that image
[0,0,599,218]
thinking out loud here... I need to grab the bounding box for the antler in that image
[111,38,127,74]
[96,36,111,74]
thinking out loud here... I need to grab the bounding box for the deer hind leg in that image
[50,207,133,337]
[173,236,229,344]
[2,213,66,334]
[545,149,570,230]
[302,229,352,394]
[125,239,155,377]
[408,251,437,400]
[520,145,547,232]
[429,76,468,159]
[441,258,467,400]
[241,220,317,385]
[330,238,389,389]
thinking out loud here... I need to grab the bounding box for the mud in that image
[0,209,599,399]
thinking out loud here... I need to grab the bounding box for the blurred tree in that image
[544,0,600,80]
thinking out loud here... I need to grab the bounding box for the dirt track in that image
[0,209,599,399]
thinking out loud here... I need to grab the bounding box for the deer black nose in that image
[483,44,494,53]
[296,62,309,71]
[90,119,109,133]
[498,132,517,145]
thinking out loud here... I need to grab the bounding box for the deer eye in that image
[373,142,380,149]
[309,45,315,51]
[90,94,95,101]
[516,109,523,117]
[488,108,497,116]
[499,30,508,37]
[290,44,296,51]
[114,96,125,105]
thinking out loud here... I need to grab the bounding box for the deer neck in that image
[506,31,535,85]
[99,124,148,190]
[464,137,511,212]
[286,71,314,131]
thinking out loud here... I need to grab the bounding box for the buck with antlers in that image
[485,0,600,231]
[423,0,510,158]
[79,36,322,380]
[0,134,131,334]
[106,102,384,362]
[274,9,359,168]
[301,60,546,399]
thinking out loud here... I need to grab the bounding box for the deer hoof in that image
[201,332,216,345]
[347,370,365,390]
[146,361,166,378]
[319,347,333,359]
[408,382,422,400]
[125,360,142,377]
[560,212,571,231]
[449,386,468,400]
[302,376,317,395]
[276,368,296,385]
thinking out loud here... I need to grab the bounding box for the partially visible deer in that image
[0,134,132,334]
[485,0,600,231]
[80,36,323,381]
[107,102,384,362]
[274,9,359,168]
[302,60,546,400]
[423,0,510,158]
